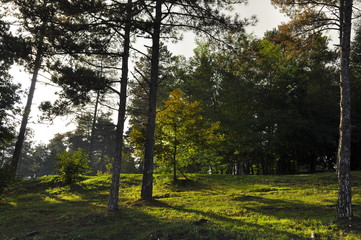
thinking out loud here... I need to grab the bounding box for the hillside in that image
[1,173,361,240]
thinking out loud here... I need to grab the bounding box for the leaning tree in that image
[2,0,60,180]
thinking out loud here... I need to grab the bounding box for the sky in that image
[168,0,290,57]
[12,0,290,145]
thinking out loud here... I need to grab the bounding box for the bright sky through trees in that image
[11,0,290,144]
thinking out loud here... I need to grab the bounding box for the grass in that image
[1,172,361,239]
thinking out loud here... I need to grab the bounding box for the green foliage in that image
[128,45,188,176]
[56,148,90,184]
[155,89,224,179]
[0,20,22,152]
[0,163,11,194]
[179,30,338,175]
[18,143,55,177]
[350,25,361,170]
[46,64,110,107]
[0,77,20,149]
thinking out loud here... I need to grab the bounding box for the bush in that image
[57,148,90,184]
[0,163,12,194]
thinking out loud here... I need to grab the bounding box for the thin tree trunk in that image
[173,144,177,182]
[141,0,162,201]
[89,89,100,163]
[108,0,132,212]
[337,0,353,219]
[173,125,177,182]
[10,31,45,180]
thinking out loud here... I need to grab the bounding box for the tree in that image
[0,14,29,179]
[180,40,223,121]
[55,0,138,211]
[155,89,223,181]
[46,133,68,174]
[139,0,162,201]
[180,26,339,175]
[337,0,353,219]
[3,0,60,180]
[59,112,118,173]
[0,19,26,154]
[271,0,355,219]
[39,61,118,169]
[17,0,139,210]
[0,77,20,154]
[4,0,117,180]
[350,24,361,170]
[138,0,246,201]
[127,43,182,175]
[108,0,133,211]
[18,143,51,177]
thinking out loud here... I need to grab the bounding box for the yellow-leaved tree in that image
[155,89,223,182]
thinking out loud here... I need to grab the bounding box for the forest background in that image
[0,0,359,214]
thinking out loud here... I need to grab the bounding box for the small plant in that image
[57,148,90,184]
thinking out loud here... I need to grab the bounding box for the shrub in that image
[0,163,12,194]
[57,148,90,184]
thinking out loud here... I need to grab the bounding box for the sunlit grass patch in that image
[0,172,360,239]
[44,195,62,204]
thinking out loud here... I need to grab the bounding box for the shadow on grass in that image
[142,199,308,240]
[0,177,242,240]
[233,195,333,220]
[1,182,307,240]
[1,183,156,240]
[233,194,361,238]
[1,194,244,240]
[2,173,361,240]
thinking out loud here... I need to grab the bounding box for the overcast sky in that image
[168,0,289,57]
[14,0,290,144]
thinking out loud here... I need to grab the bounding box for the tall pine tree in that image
[272,0,355,219]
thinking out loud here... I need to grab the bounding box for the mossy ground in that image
[1,172,361,239]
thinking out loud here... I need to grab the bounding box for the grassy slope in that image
[0,172,361,240]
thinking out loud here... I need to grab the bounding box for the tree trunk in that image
[173,144,177,182]
[10,30,45,180]
[108,0,132,212]
[89,89,100,163]
[337,0,353,219]
[173,125,178,182]
[141,0,162,201]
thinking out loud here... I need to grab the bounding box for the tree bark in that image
[141,0,162,201]
[89,89,100,163]
[337,0,353,219]
[10,29,45,180]
[108,0,132,212]
[173,144,177,182]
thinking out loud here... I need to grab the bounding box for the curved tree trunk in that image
[10,32,45,180]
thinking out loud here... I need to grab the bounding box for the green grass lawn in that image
[1,172,361,240]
